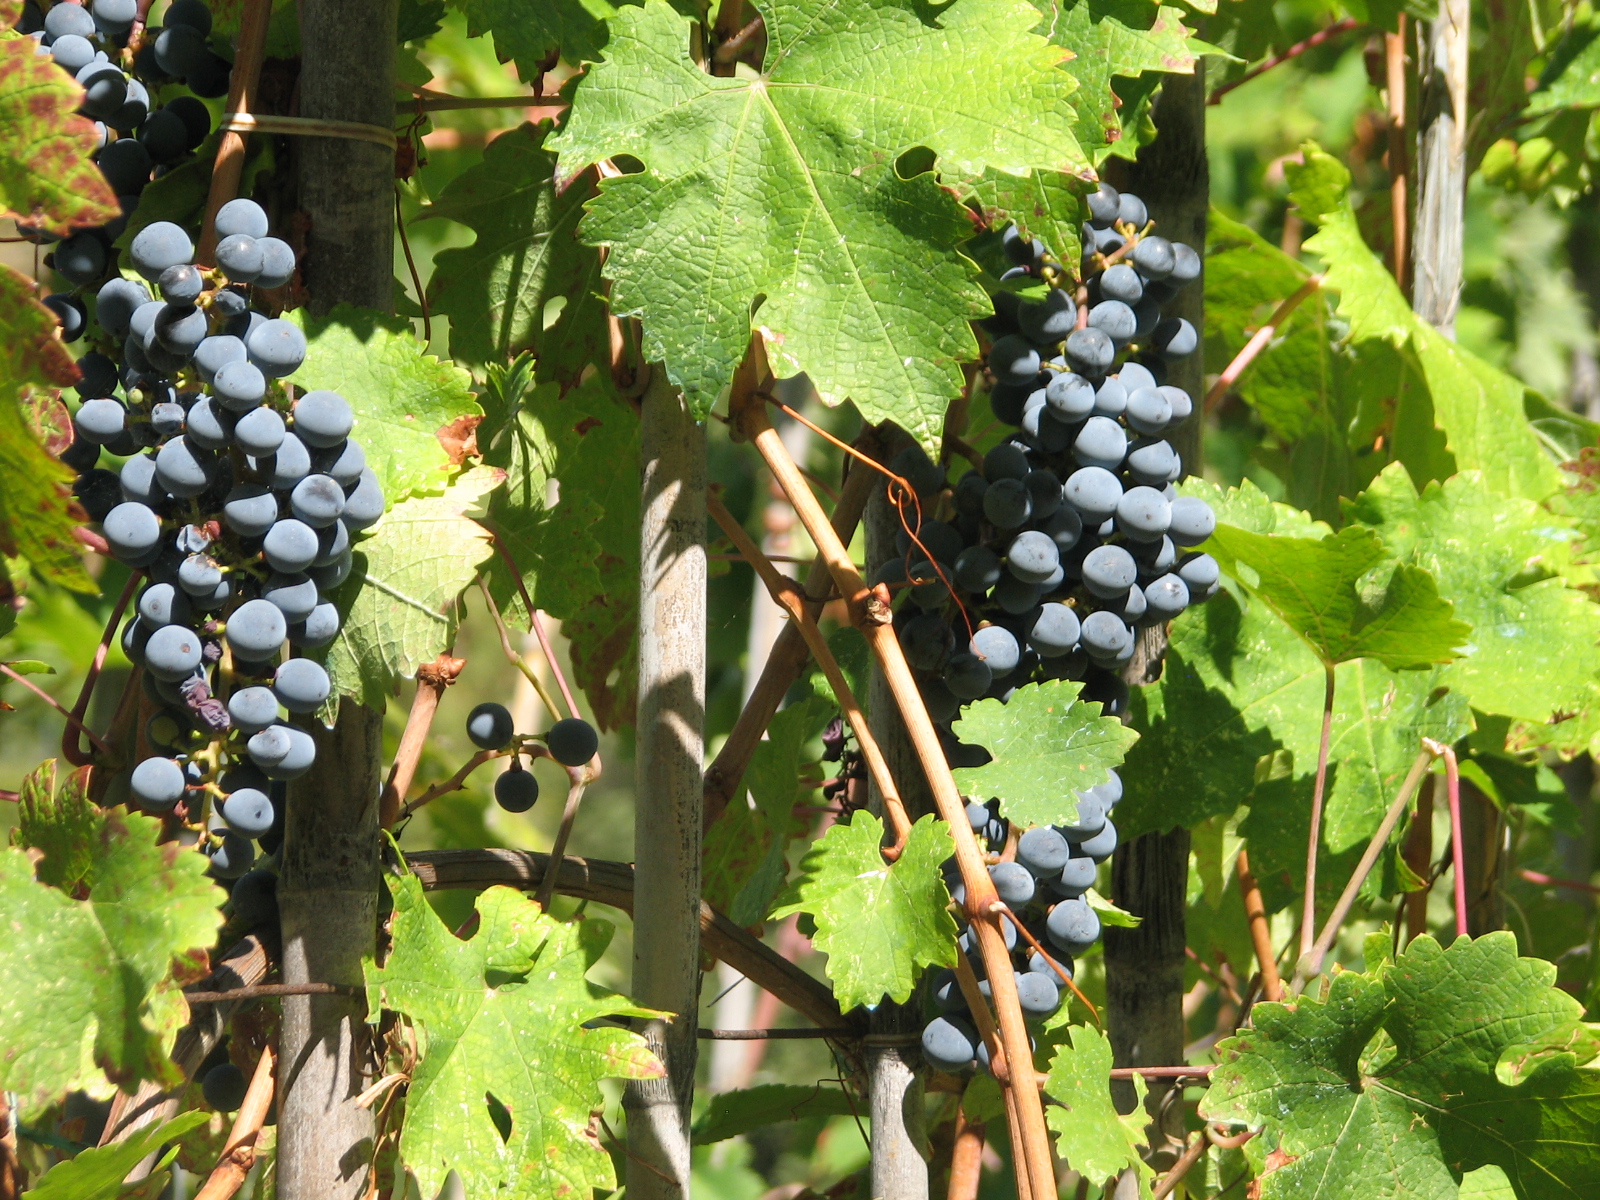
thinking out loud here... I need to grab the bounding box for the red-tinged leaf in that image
[0,36,119,232]
[0,263,79,388]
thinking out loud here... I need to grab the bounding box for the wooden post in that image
[277,0,396,1194]
[1102,64,1207,1164]
[1412,0,1470,332]
[626,371,707,1199]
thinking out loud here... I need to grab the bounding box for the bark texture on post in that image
[278,703,384,1200]
[279,2,396,1193]
[1412,0,1469,332]
[1101,66,1206,1165]
[864,455,932,1200]
[627,373,707,1200]
[1460,778,1507,936]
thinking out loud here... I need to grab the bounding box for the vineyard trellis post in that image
[276,0,397,1193]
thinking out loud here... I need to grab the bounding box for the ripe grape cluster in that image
[921,770,1122,1071]
[464,701,600,812]
[14,0,236,339]
[57,196,384,890]
[906,186,1218,1065]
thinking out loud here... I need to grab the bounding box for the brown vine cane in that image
[730,384,1058,1200]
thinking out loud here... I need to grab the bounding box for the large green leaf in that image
[691,1084,860,1144]
[1346,465,1600,730]
[1044,1024,1150,1187]
[287,305,482,503]
[1525,13,1600,116]
[0,266,95,592]
[457,0,627,75]
[0,34,119,231]
[1286,145,1564,502]
[550,0,1090,445]
[0,766,223,1107]
[20,1112,209,1200]
[1202,934,1600,1200]
[474,359,641,729]
[317,468,499,708]
[367,875,663,1200]
[951,680,1137,828]
[1119,589,1471,863]
[771,813,958,1011]
[1207,524,1470,670]
[419,122,608,382]
[703,697,829,927]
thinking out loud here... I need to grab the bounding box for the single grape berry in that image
[202,1062,249,1112]
[466,702,515,750]
[495,764,540,813]
[546,717,598,767]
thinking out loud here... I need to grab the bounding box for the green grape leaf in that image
[1202,933,1600,1200]
[703,697,830,927]
[287,304,482,503]
[1177,478,1331,540]
[1286,144,1564,502]
[691,1084,860,1144]
[1044,1024,1151,1187]
[1346,464,1600,730]
[0,265,95,592]
[1206,524,1470,670]
[1119,589,1472,865]
[317,468,499,708]
[458,0,625,76]
[964,167,1083,274]
[550,0,1090,446]
[950,680,1138,829]
[15,758,99,893]
[0,35,119,231]
[474,359,641,729]
[1033,0,1196,162]
[419,122,609,383]
[366,875,663,1200]
[20,1111,209,1200]
[771,813,958,1011]
[0,779,223,1107]
[397,0,447,42]
[1524,12,1600,117]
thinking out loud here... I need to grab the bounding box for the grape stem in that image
[379,652,467,828]
[475,575,566,724]
[1207,18,1362,106]
[536,767,597,911]
[1203,274,1325,415]
[1293,745,1436,991]
[2,664,113,757]
[62,570,138,766]
[733,375,1058,1200]
[1435,739,1469,938]
[197,0,275,264]
[1299,661,1337,961]
[1519,868,1600,896]
[480,534,582,719]
[395,747,511,823]
[992,903,1101,1024]
[1235,848,1283,1002]
[706,492,914,852]
[192,1043,276,1200]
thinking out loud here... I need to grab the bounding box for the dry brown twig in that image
[192,1044,276,1200]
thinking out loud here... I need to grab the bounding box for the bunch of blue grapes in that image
[13,0,236,337]
[921,771,1122,1071]
[464,701,601,812]
[899,186,1218,1060]
[56,197,384,889]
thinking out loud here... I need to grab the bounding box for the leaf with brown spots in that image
[0,761,225,1107]
[0,36,119,231]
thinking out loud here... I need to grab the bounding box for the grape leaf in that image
[950,680,1137,829]
[550,0,1090,447]
[0,773,222,1107]
[1286,144,1564,503]
[1202,934,1600,1200]
[1527,14,1600,116]
[458,0,627,76]
[703,696,829,927]
[0,35,119,231]
[0,265,94,592]
[771,813,958,1011]
[1206,524,1470,670]
[366,875,662,1200]
[1178,478,1332,540]
[1346,464,1600,731]
[418,122,608,383]
[1032,0,1195,162]
[1119,589,1472,863]
[317,468,499,708]
[287,304,482,503]
[1044,1024,1151,1187]
[15,758,99,893]
[20,1111,209,1200]
[691,1084,860,1144]
[474,359,641,728]
[964,167,1083,273]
